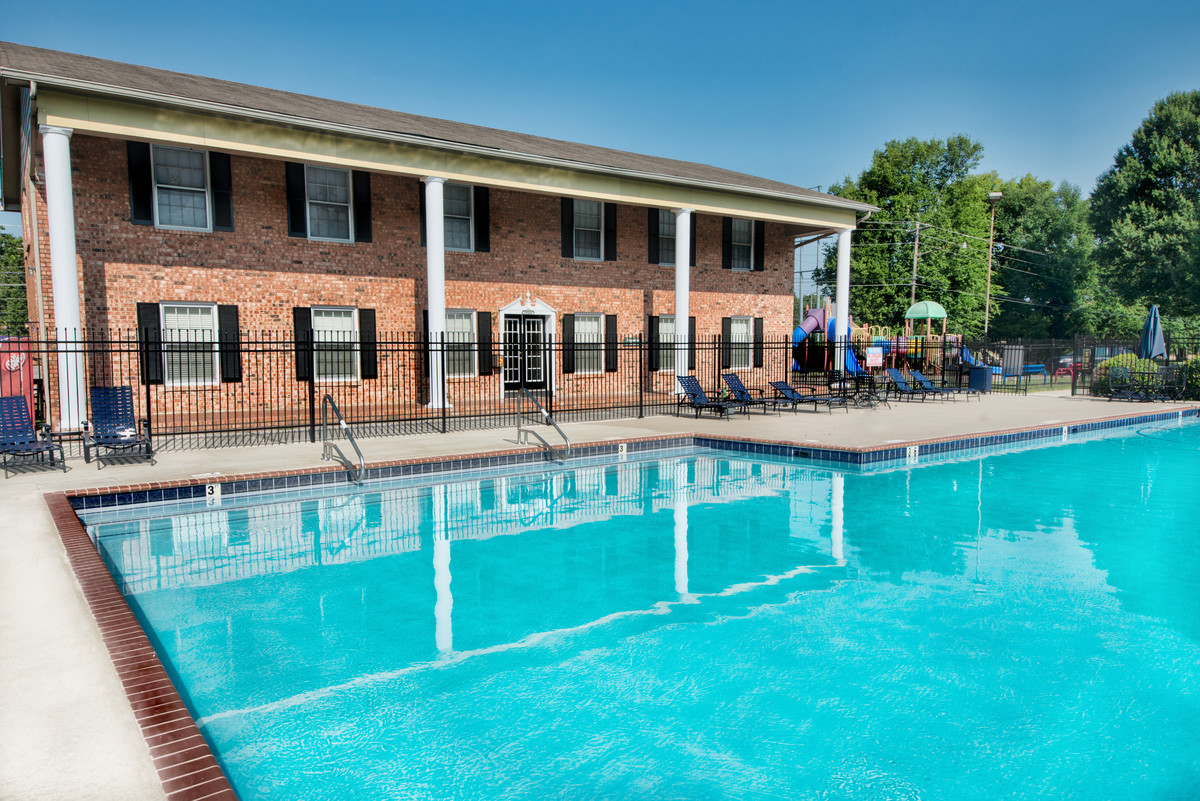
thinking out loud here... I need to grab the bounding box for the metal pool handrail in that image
[516,386,571,463]
[321,394,365,483]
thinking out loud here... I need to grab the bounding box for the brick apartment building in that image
[0,42,873,432]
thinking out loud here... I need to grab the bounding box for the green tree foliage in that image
[0,232,27,335]
[1091,91,1200,316]
[816,136,993,336]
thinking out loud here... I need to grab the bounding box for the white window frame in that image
[445,309,477,378]
[573,199,603,261]
[311,306,359,381]
[443,183,474,252]
[575,312,604,374]
[151,145,212,232]
[305,165,354,243]
[730,315,753,369]
[730,218,753,272]
[658,209,676,267]
[658,313,676,372]
[160,302,219,386]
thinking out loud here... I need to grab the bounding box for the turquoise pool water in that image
[83,423,1200,800]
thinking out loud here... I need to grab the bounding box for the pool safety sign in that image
[866,347,883,368]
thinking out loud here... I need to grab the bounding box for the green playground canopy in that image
[904,300,948,320]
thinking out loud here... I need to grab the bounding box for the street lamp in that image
[983,191,1002,337]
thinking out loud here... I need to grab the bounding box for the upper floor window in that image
[730,219,753,271]
[444,183,474,251]
[657,210,676,266]
[306,166,353,242]
[152,146,210,231]
[574,200,603,260]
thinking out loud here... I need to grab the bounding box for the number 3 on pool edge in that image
[206,483,222,507]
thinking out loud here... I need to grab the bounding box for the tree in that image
[0,232,26,335]
[816,135,994,336]
[1091,91,1200,316]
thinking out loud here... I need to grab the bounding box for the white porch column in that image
[673,208,693,390]
[423,177,449,408]
[40,125,85,429]
[833,227,852,349]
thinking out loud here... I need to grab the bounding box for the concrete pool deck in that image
[2,390,1195,800]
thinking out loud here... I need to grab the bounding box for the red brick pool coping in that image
[45,404,1197,800]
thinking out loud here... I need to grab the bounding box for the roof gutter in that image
[1,67,877,215]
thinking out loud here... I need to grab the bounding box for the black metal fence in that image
[10,328,1004,454]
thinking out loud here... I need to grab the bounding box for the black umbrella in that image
[1137,305,1166,360]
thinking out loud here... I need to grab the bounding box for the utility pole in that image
[984,192,1002,336]
[909,222,922,305]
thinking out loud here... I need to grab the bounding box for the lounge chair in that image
[83,386,154,467]
[676,375,749,419]
[884,368,931,402]
[0,395,66,478]
[721,373,783,414]
[1156,366,1186,401]
[769,380,850,414]
[909,369,977,401]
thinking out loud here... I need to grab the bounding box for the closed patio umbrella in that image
[1137,305,1166,360]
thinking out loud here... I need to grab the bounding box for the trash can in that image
[969,366,993,393]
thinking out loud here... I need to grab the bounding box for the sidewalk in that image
[0,390,1192,800]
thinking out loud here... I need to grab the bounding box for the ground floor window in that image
[730,316,753,369]
[659,314,676,372]
[446,310,476,377]
[312,307,358,380]
[162,303,218,385]
[574,313,603,374]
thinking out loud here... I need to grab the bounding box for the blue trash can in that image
[969,366,993,393]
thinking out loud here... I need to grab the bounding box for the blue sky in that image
[2,0,1198,235]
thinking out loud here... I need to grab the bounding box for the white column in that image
[423,177,448,408]
[831,473,845,565]
[673,208,693,391]
[834,227,852,348]
[40,125,85,429]
[432,484,453,653]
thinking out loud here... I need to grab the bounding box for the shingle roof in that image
[0,41,874,213]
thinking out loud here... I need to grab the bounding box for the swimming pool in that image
[79,421,1200,799]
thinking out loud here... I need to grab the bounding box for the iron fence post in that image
[440,332,448,434]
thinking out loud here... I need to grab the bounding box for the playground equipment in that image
[791,300,964,375]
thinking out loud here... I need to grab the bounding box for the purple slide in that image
[792,308,826,344]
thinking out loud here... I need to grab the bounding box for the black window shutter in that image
[648,316,661,371]
[688,316,697,370]
[418,182,427,247]
[721,317,733,369]
[421,309,430,377]
[561,314,576,374]
[753,317,765,367]
[210,153,234,232]
[647,208,660,265]
[476,311,493,376]
[285,163,307,238]
[604,314,618,372]
[127,142,154,226]
[690,215,697,267]
[753,220,766,271]
[560,198,574,258]
[292,306,312,381]
[217,305,242,383]
[359,308,378,379]
[136,302,163,385]
[721,217,733,269]
[473,187,491,252]
[352,171,372,243]
[603,203,617,261]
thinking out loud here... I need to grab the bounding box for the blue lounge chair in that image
[676,375,749,419]
[721,373,783,414]
[884,368,931,402]
[769,380,849,414]
[83,386,154,467]
[0,395,65,478]
[909,369,977,401]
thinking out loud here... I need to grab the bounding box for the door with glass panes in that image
[502,314,547,391]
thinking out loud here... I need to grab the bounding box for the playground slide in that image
[791,308,826,343]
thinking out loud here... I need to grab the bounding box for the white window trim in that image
[305,165,354,243]
[658,313,676,372]
[658,209,676,267]
[730,315,753,370]
[573,199,603,262]
[444,183,474,253]
[151,145,212,233]
[445,308,477,378]
[161,302,219,386]
[731,218,754,272]
[575,312,604,375]
[311,306,360,382]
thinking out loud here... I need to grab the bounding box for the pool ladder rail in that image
[321,394,366,484]
[515,386,571,463]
